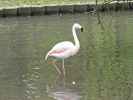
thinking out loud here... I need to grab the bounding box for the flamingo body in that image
[45,41,79,60]
[45,23,83,75]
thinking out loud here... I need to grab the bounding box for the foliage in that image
[0,0,111,7]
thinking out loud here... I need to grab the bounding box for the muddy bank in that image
[0,1,133,17]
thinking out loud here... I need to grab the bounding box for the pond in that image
[0,11,133,100]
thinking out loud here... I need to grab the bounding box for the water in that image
[0,11,133,100]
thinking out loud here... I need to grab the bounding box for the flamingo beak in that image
[81,27,83,32]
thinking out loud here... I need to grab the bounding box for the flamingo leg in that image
[53,60,61,75]
[62,59,65,76]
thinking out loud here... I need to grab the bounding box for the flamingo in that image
[45,23,83,76]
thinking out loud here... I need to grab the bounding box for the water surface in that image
[0,11,133,100]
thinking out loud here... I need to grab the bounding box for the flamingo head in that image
[73,23,84,32]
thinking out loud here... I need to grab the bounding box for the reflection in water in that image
[46,72,82,100]
[48,88,82,100]
[46,78,82,100]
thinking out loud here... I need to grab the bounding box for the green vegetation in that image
[0,0,106,7]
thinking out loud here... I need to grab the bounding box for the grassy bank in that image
[0,0,106,7]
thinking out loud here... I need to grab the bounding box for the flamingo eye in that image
[81,27,83,32]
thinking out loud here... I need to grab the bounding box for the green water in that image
[0,11,133,100]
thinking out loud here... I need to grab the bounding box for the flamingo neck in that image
[72,27,80,49]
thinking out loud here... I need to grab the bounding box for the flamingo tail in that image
[45,51,50,60]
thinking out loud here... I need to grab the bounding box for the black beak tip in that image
[81,27,83,32]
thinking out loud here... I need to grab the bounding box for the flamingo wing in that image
[50,41,74,51]
[45,41,74,60]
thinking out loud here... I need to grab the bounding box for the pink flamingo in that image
[45,23,83,76]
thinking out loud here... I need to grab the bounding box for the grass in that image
[0,0,105,7]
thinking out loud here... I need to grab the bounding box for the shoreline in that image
[0,1,133,17]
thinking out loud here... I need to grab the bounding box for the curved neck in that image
[72,27,80,48]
